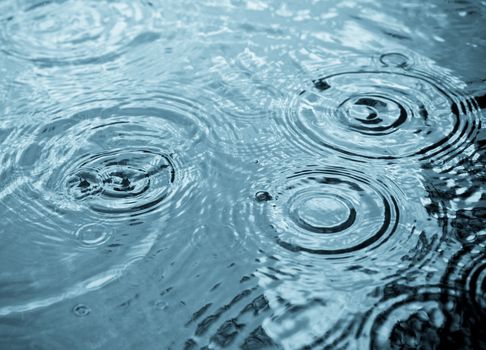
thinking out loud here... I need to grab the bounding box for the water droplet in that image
[255,191,273,202]
[312,78,331,91]
[72,304,91,317]
[75,223,112,248]
[379,52,410,68]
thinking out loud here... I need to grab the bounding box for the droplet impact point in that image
[74,223,112,248]
[379,52,410,68]
[255,191,273,202]
[72,304,91,317]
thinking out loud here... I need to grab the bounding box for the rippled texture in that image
[0,90,207,316]
[0,0,485,349]
[1,0,167,65]
[282,56,481,162]
[266,166,401,255]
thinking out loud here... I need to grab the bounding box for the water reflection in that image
[0,0,484,349]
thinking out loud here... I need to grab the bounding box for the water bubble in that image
[379,52,411,68]
[74,223,113,248]
[255,191,272,202]
[72,304,91,317]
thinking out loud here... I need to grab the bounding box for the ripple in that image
[0,91,207,315]
[269,166,400,255]
[282,55,481,163]
[64,148,176,216]
[356,286,453,349]
[74,223,113,248]
[351,281,486,350]
[196,50,286,163]
[204,51,281,121]
[0,0,164,65]
[442,245,486,323]
[72,304,91,317]
[227,157,443,295]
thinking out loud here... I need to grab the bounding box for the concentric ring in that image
[442,245,486,322]
[0,0,167,65]
[63,147,176,216]
[268,166,400,255]
[282,57,481,163]
[358,286,455,349]
[34,103,204,219]
[0,91,208,316]
[350,280,485,350]
[225,157,446,300]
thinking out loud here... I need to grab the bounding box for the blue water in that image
[0,0,484,349]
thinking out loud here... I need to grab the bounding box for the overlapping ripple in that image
[281,54,481,163]
[443,245,486,328]
[355,285,458,350]
[227,158,443,293]
[221,157,449,348]
[329,244,486,349]
[0,0,167,66]
[0,0,484,347]
[0,90,208,315]
[63,147,175,215]
[196,50,286,162]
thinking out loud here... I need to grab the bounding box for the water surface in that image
[0,0,484,349]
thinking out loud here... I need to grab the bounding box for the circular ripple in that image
[0,0,162,65]
[226,158,445,298]
[379,52,411,69]
[283,58,481,163]
[0,92,207,315]
[442,245,486,322]
[268,166,399,255]
[357,286,454,349]
[74,223,113,248]
[34,95,207,219]
[72,304,91,317]
[353,282,486,350]
[64,148,175,216]
[469,262,486,311]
